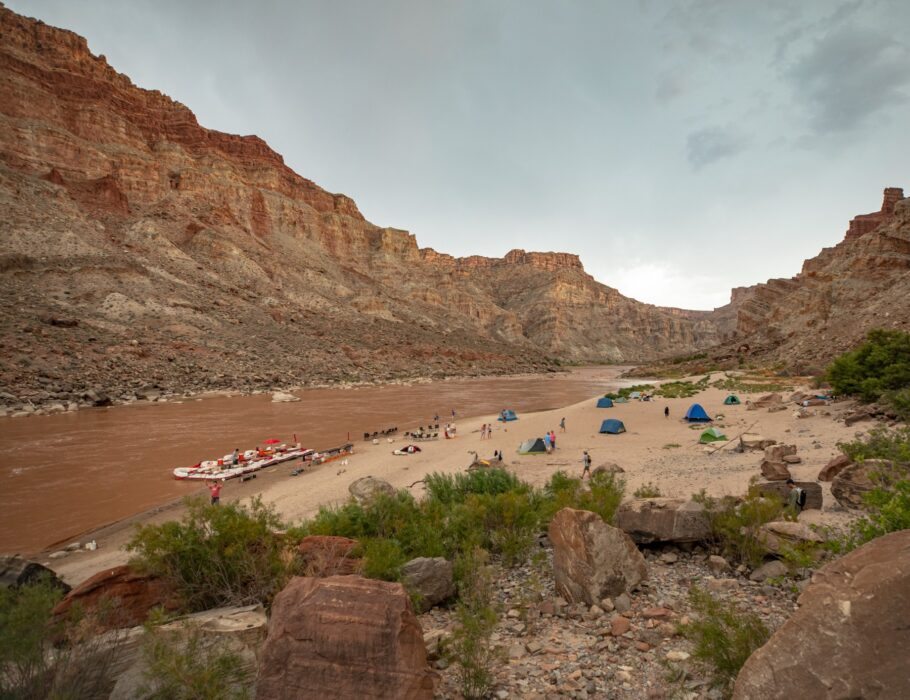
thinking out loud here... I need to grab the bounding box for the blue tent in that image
[684,403,712,422]
[596,397,614,408]
[599,419,626,434]
[497,409,518,422]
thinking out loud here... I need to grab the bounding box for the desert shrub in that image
[604,383,655,400]
[541,470,625,524]
[694,484,789,569]
[831,429,910,549]
[826,329,910,402]
[359,538,408,581]
[838,426,910,464]
[633,482,663,498]
[654,376,710,399]
[662,443,681,450]
[425,468,525,505]
[679,586,770,692]
[127,496,291,611]
[139,621,251,700]
[0,578,127,700]
[449,548,499,699]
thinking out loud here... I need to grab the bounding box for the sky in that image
[9,0,910,309]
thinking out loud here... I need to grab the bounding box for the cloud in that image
[788,25,910,133]
[686,127,747,169]
[607,261,730,310]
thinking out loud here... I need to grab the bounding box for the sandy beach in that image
[50,379,861,586]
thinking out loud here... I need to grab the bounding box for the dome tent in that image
[684,403,712,422]
[498,409,518,422]
[699,427,727,443]
[723,395,741,405]
[599,419,626,434]
[596,397,614,408]
[518,438,547,454]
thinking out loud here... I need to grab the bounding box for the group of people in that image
[543,430,557,453]
[479,423,494,439]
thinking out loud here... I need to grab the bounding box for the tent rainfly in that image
[684,403,712,422]
[723,394,741,405]
[599,419,626,434]
[518,438,547,454]
[596,397,614,408]
[699,427,727,443]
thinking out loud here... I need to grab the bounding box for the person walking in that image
[582,451,592,479]
[664,406,669,418]
[209,480,223,505]
[560,417,566,432]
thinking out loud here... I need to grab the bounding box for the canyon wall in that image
[0,5,725,403]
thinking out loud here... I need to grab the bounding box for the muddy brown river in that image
[0,367,635,554]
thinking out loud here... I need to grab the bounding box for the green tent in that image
[723,394,741,405]
[518,438,547,455]
[699,427,727,443]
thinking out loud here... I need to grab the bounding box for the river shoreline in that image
[0,366,587,419]
[43,372,862,588]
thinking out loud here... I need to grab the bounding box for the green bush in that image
[679,586,770,692]
[449,548,499,699]
[359,538,408,581]
[694,484,790,569]
[0,578,126,699]
[633,482,663,498]
[826,329,910,402]
[424,469,525,505]
[838,426,910,463]
[127,496,292,611]
[541,470,625,524]
[139,622,251,700]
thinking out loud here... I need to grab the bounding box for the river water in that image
[0,367,634,553]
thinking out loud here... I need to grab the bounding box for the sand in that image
[50,381,862,586]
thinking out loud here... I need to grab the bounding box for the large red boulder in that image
[297,535,360,576]
[256,575,436,700]
[51,565,180,630]
[818,454,852,482]
[549,507,647,605]
[733,530,910,699]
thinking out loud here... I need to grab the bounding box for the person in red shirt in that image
[209,480,223,505]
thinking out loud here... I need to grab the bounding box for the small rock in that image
[666,650,690,662]
[610,615,631,636]
[750,560,788,582]
[614,593,632,613]
[707,555,730,574]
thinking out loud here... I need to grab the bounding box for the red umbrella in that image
[263,438,281,445]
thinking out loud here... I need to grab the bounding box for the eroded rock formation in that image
[0,5,727,404]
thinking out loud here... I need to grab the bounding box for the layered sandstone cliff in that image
[0,5,727,405]
[704,188,909,372]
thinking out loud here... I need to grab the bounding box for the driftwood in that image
[707,421,758,455]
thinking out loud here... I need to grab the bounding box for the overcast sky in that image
[10,0,909,309]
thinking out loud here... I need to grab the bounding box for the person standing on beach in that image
[549,430,557,450]
[664,406,669,418]
[434,413,439,424]
[544,433,552,453]
[209,480,223,505]
[231,448,240,465]
[480,423,487,440]
[452,409,457,420]
[560,417,566,432]
[582,451,591,479]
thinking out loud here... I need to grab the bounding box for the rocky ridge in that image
[0,5,728,409]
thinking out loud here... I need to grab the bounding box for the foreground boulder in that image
[51,565,179,631]
[818,454,852,482]
[0,555,70,592]
[763,444,796,462]
[256,576,435,699]
[401,557,455,612]
[110,605,267,700]
[755,481,823,511]
[759,460,792,481]
[740,434,776,450]
[733,530,910,699]
[549,508,647,605]
[757,521,824,555]
[348,476,396,505]
[297,536,360,576]
[831,460,907,510]
[615,498,709,544]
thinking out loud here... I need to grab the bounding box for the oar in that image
[707,421,758,455]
